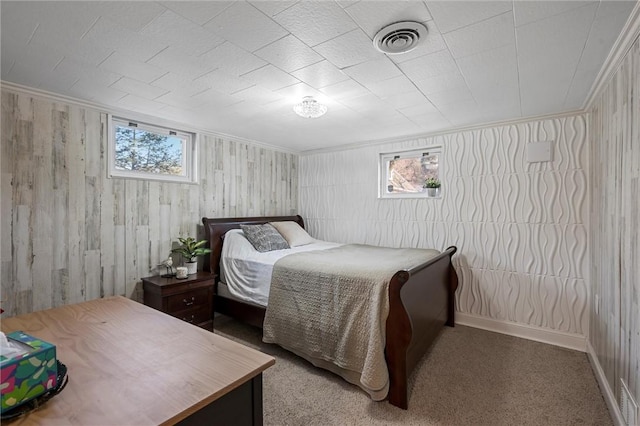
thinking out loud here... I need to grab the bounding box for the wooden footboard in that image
[385,246,458,409]
[202,216,458,410]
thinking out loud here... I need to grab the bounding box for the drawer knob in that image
[183,314,195,323]
[183,296,195,306]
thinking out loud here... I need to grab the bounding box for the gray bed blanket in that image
[262,244,439,400]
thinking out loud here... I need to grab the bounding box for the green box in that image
[1,331,57,413]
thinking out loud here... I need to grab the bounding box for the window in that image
[108,116,197,183]
[379,147,442,198]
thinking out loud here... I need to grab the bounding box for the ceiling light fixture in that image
[373,21,428,55]
[293,96,327,118]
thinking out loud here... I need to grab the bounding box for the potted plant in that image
[171,237,212,275]
[423,177,441,197]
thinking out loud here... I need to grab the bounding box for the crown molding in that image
[299,109,587,156]
[583,1,640,111]
[0,81,299,155]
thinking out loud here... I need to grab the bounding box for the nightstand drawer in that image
[166,288,210,313]
[142,272,215,331]
[170,305,211,325]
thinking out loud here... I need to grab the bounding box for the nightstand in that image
[142,272,215,331]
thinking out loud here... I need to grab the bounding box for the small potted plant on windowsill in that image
[171,237,212,275]
[423,177,441,197]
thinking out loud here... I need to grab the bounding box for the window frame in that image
[108,116,198,184]
[378,146,443,199]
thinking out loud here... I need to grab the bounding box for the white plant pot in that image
[185,261,198,275]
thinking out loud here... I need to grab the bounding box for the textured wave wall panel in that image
[301,115,588,335]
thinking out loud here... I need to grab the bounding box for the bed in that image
[202,215,458,409]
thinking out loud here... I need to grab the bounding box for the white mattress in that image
[220,229,342,307]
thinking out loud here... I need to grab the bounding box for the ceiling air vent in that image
[373,21,428,55]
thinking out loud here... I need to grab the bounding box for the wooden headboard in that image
[201,215,305,277]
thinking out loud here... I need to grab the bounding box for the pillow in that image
[269,221,314,247]
[240,224,290,252]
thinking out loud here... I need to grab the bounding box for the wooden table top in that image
[1,296,275,425]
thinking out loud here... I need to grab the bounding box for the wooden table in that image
[1,296,275,425]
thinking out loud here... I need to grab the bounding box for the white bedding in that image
[220,229,342,306]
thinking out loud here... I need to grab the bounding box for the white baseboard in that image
[456,312,586,352]
[587,341,625,426]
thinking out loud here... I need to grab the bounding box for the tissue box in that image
[1,331,57,414]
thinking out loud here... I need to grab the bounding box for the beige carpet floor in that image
[214,315,611,426]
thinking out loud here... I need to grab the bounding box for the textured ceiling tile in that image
[241,65,300,91]
[414,72,469,95]
[398,49,459,81]
[338,93,387,113]
[68,79,127,104]
[53,57,122,88]
[425,1,513,33]
[381,91,429,109]
[83,17,168,62]
[443,12,514,59]
[428,87,475,107]
[99,52,166,83]
[153,92,208,110]
[223,100,268,119]
[517,3,598,116]
[315,29,383,69]
[38,39,113,67]
[204,2,288,52]
[0,2,39,49]
[110,77,169,101]
[275,82,325,103]
[514,1,595,27]
[37,71,79,95]
[249,1,298,17]
[4,43,64,87]
[398,101,438,117]
[563,1,636,109]
[291,60,350,89]
[1,58,14,77]
[93,1,166,30]
[140,10,225,56]
[232,85,285,105]
[273,2,358,47]
[363,76,416,98]
[319,80,370,101]
[199,42,267,77]
[195,70,255,95]
[255,35,324,72]
[436,99,482,125]
[117,94,166,112]
[146,47,215,80]
[150,72,211,97]
[23,2,102,44]
[161,1,234,25]
[0,0,630,151]
[456,44,519,106]
[343,57,403,86]
[191,89,242,109]
[344,1,431,38]
[404,111,450,130]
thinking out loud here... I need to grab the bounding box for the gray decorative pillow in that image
[240,224,290,252]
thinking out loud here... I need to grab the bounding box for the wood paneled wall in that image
[589,35,639,413]
[0,89,298,316]
[300,115,589,337]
